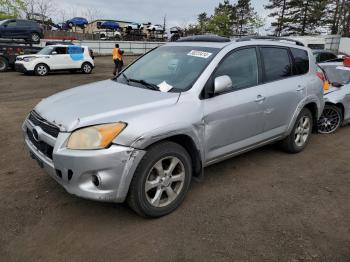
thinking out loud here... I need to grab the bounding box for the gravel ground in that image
[0,56,349,262]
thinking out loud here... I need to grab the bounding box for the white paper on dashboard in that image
[158,81,173,92]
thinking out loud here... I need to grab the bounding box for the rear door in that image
[258,46,305,136]
[16,20,31,38]
[67,46,85,68]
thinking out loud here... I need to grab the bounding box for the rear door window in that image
[261,47,292,82]
[291,48,309,75]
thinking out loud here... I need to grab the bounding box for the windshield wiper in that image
[121,72,130,84]
[129,79,159,91]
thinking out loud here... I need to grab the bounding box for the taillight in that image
[316,71,325,82]
[343,56,350,67]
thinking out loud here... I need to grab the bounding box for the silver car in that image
[318,62,350,133]
[23,36,324,217]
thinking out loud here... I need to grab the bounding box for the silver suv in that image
[23,36,324,217]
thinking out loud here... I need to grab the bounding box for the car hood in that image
[17,54,48,59]
[34,80,180,132]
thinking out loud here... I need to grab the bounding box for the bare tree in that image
[83,7,103,22]
[36,0,53,22]
[23,0,36,19]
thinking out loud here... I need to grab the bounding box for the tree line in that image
[186,0,350,37]
[1,0,350,37]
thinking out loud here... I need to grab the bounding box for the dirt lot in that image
[0,56,349,262]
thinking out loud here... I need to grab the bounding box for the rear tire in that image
[81,62,93,74]
[34,63,49,76]
[0,56,9,72]
[31,33,40,43]
[128,142,192,217]
[281,108,313,153]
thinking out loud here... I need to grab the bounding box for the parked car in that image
[147,24,164,31]
[125,23,143,31]
[22,36,324,217]
[98,30,122,40]
[15,44,94,76]
[0,19,44,43]
[317,61,350,133]
[313,50,343,63]
[66,17,88,28]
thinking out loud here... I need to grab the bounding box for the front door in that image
[203,47,266,163]
[48,47,70,70]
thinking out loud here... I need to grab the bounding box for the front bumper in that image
[23,118,145,203]
[15,62,33,74]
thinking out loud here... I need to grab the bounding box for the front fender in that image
[129,122,205,163]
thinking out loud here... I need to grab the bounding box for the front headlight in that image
[67,122,126,150]
[23,57,37,62]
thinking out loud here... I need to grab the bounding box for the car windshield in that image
[322,65,350,85]
[0,20,8,25]
[115,46,220,92]
[37,46,54,55]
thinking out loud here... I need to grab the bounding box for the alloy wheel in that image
[37,65,47,76]
[31,33,40,42]
[294,116,311,147]
[83,64,92,73]
[318,107,342,134]
[145,156,185,208]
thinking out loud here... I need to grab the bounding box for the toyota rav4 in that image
[23,36,324,217]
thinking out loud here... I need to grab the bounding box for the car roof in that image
[167,39,310,51]
[313,49,335,54]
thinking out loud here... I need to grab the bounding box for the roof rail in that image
[177,35,231,43]
[237,36,305,47]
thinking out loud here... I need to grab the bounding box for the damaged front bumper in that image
[23,119,146,203]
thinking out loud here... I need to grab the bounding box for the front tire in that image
[281,108,313,153]
[81,62,93,74]
[0,56,9,72]
[34,63,49,76]
[128,142,192,217]
[317,104,343,134]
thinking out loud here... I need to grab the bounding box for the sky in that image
[55,0,271,29]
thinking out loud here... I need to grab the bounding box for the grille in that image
[28,111,60,138]
[27,129,54,159]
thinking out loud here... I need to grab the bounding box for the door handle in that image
[296,85,305,92]
[255,95,266,103]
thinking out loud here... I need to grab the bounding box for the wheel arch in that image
[304,102,319,128]
[143,134,203,178]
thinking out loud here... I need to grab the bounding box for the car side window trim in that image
[201,46,260,99]
[258,45,299,85]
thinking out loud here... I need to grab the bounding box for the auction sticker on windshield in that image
[187,50,212,59]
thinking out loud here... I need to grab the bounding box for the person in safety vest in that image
[112,44,124,76]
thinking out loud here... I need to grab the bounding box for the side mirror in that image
[214,75,233,94]
[51,51,57,55]
[3,24,8,28]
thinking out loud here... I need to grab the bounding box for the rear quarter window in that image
[291,48,309,75]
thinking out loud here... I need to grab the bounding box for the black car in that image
[313,50,342,63]
[0,19,44,43]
